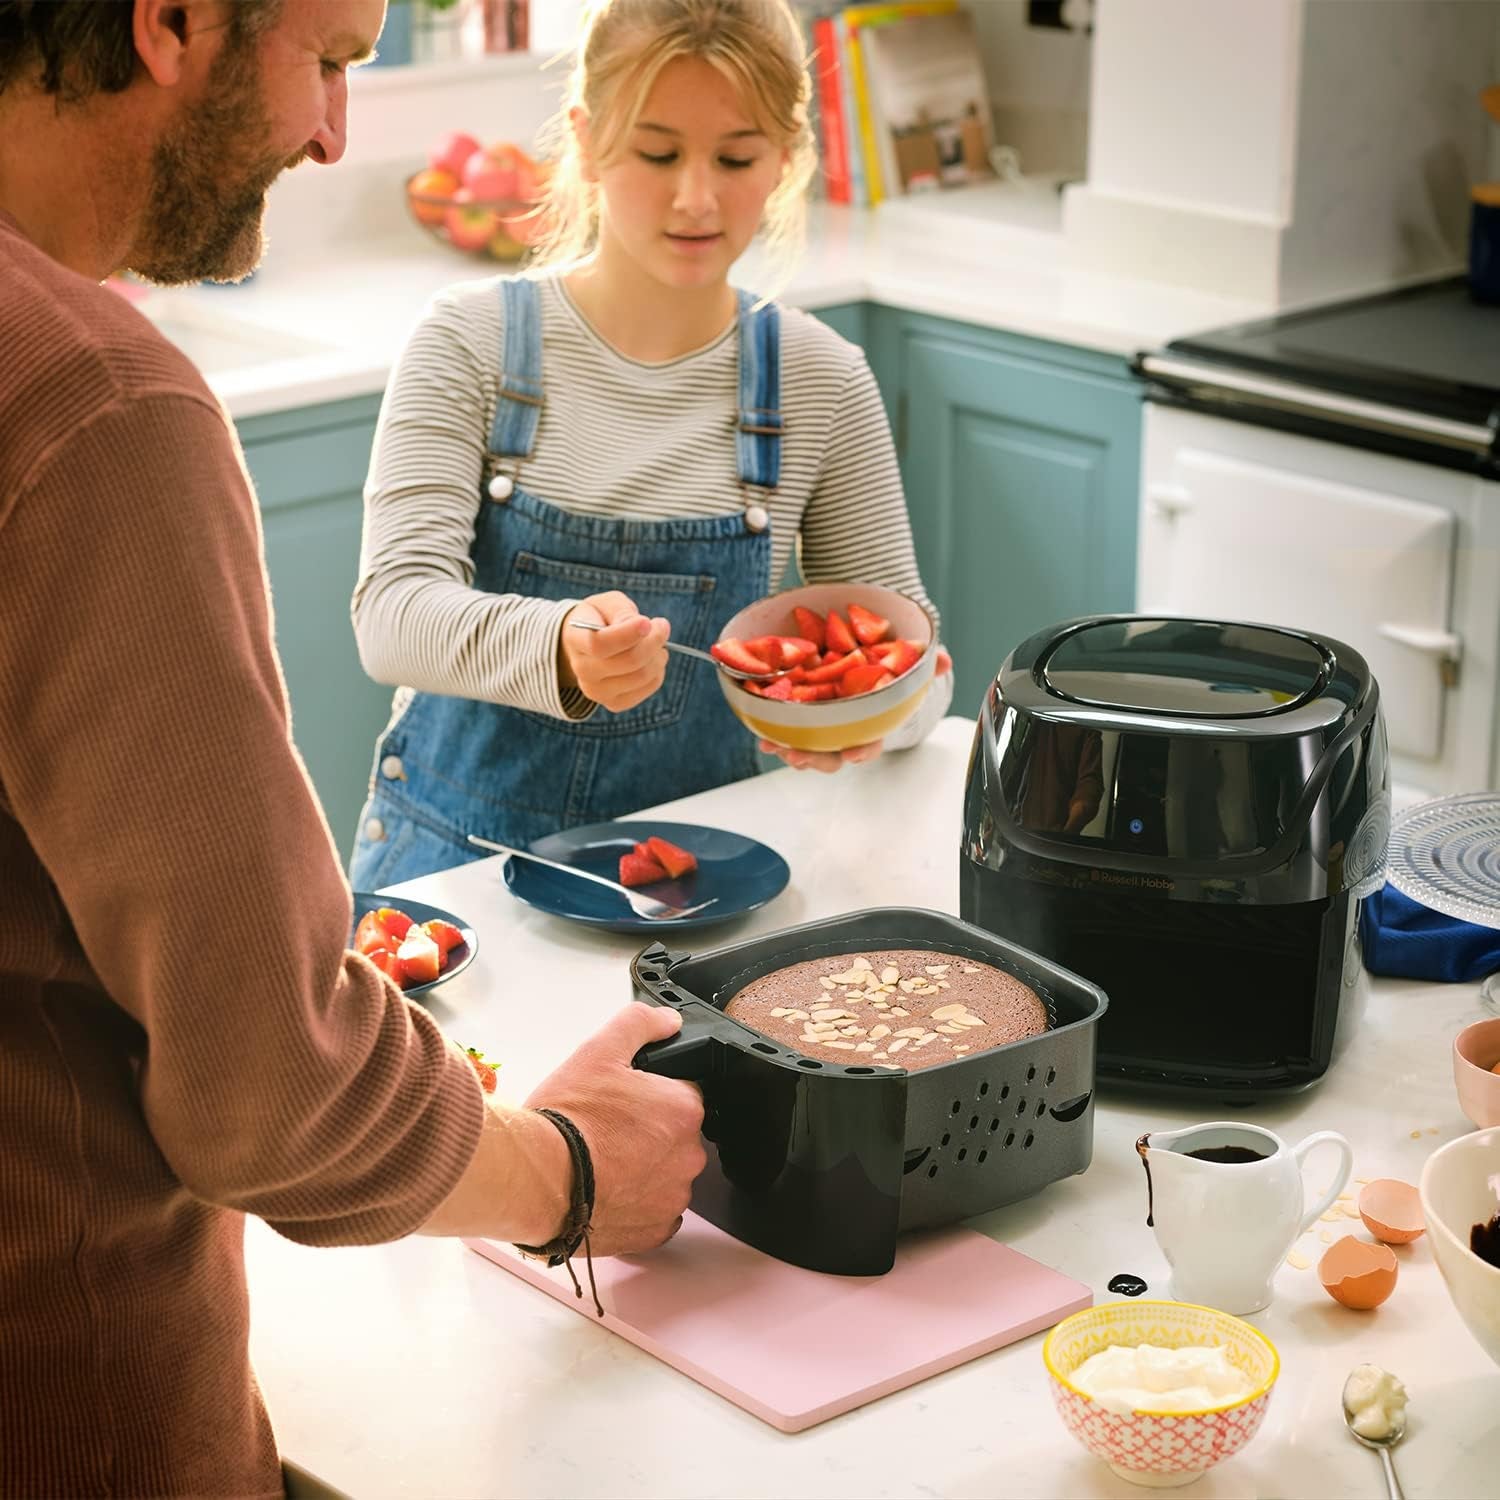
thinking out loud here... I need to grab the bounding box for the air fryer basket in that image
[631,907,1107,1275]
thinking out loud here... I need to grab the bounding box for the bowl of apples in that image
[406,130,551,263]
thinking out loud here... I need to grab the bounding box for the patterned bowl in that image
[714,582,937,753]
[1041,1300,1280,1489]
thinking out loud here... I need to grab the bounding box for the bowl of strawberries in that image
[711,582,937,753]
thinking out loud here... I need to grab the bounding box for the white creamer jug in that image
[1138,1120,1353,1315]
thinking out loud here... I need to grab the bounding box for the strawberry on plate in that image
[645,835,698,879]
[620,849,669,887]
[421,918,465,959]
[396,926,441,986]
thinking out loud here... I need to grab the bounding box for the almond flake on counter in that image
[1287,1251,1311,1269]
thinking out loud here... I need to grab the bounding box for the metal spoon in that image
[567,618,784,681]
[1341,1368,1407,1500]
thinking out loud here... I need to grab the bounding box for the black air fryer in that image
[960,615,1390,1098]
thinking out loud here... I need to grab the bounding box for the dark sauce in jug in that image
[1137,1136,1268,1226]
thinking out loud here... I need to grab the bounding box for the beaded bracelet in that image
[514,1107,604,1317]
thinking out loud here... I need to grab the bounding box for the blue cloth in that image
[1359,883,1500,983]
[350,277,779,889]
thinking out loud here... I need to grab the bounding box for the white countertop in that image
[245,717,1499,1500]
[139,179,1269,421]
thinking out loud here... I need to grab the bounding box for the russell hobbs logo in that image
[1089,868,1175,891]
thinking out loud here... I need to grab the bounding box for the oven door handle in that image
[1377,621,1464,687]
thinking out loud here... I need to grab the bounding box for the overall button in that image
[380,754,405,781]
[744,503,769,534]
[363,817,387,843]
[488,474,514,502]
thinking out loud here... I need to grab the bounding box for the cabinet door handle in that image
[1146,482,1194,518]
[1377,622,1464,687]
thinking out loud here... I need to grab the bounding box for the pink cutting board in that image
[466,1215,1091,1432]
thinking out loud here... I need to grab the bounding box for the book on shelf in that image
[858,7,993,200]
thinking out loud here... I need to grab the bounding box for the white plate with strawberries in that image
[502,821,790,933]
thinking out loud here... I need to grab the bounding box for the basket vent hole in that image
[1016,1098,1028,1117]
[1023,1130,1035,1150]
[999,1084,1011,1102]
[1026,1065,1037,1083]
[956,1147,968,1163]
[927,1163,939,1179]
[751,1042,777,1054]
[950,1099,961,1116]
[1004,1130,1016,1149]
[845,1066,876,1075]
[1045,1067,1056,1086]
[977,1149,988,1164]
[941,1132,951,1148]
[978,1081,989,1097]
[968,1114,979,1131]
[1035,1099,1046,1118]
[989,1118,1000,1133]
[796,1059,822,1070]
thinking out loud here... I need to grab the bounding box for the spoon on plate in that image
[1341,1366,1408,1500]
[567,618,785,681]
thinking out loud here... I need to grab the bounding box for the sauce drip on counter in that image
[1107,1273,1148,1297]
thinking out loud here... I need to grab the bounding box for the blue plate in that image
[351,892,478,998]
[502,820,789,933]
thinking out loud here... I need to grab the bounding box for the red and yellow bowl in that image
[1042,1300,1280,1488]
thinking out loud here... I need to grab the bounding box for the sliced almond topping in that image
[819,976,837,990]
[880,965,900,984]
[961,965,981,974]
[894,1027,926,1038]
[853,957,873,971]
[931,1003,966,1021]
[784,1008,810,1021]
[869,1024,891,1040]
[770,1007,789,1018]
[855,1042,876,1053]
[925,965,950,976]
[873,1051,887,1059]
[954,1046,970,1054]
[890,1006,909,1017]
[955,1014,986,1028]
[887,1038,910,1053]
[936,1024,964,1035]
[936,981,951,989]
[811,1008,848,1021]
[826,1040,857,1051]
[914,1035,938,1047]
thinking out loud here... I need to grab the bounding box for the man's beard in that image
[129,42,301,286]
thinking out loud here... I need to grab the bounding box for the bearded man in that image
[0,5,706,1495]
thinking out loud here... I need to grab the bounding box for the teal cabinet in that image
[865,309,1142,720]
[805,300,868,349]
[239,396,390,864]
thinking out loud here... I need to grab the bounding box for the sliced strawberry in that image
[793,606,826,650]
[421,919,464,959]
[711,638,773,676]
[619,850,669,887]
[824,610,857,656]
[397,927,441,985]
[354,910,399,958]
[740,680,766,696]
[369,948,407,987]
[790,682,839,702]
[846,602,890,647]
[645,835,698,879]
[761,675,796,701]
[744,635,786,669]
[869,638,922,677]
[376,906,414,940]
[776,636,820,667]
[839,663,895,698]
[465,1046,499,1094]
[802,648,866,684]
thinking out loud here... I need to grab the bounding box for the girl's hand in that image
[755,648,952,774]
[560,592,670,712]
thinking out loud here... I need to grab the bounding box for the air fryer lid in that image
[1040,617,1334,718]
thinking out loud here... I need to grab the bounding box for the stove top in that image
[1141,276,1500,475]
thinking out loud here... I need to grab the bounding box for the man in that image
[0,4,705,1495]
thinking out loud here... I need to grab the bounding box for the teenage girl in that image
[348,0,953,889]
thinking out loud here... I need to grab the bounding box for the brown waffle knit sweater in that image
[0,211,485,1498]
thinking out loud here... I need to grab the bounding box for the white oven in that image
[1137,401,1500,801]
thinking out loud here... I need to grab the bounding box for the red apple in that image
[444,189,499,251]
[407,166,460,227]
[462,141,532,199]
[428,130,482,180]
[463,166,521,204]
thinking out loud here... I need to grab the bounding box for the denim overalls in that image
[349,276,780,889]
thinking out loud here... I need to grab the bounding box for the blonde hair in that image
[529,0,816,289]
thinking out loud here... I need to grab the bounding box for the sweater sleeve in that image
[352,292,590,720]
[796,352,955,748]
[0,391,485,1246]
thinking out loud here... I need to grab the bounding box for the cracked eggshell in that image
[1318,1236,1398,1309]
[1358,1178,1426,1244]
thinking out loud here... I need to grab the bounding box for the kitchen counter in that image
[141,179,1268,420]
[245,716,1498,1499]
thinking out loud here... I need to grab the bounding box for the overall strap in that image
[489,275,545,458]
[735,290,783,491]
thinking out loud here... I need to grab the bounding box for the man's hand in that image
[524,1003,706,1256]
[560,592,670,713]
[758,648,953,773]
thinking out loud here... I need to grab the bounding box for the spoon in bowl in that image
[1341,1366,1408,1500]
[567,618,785,681]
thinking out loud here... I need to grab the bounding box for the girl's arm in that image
[797,352,955,749]
[351,291,591,719]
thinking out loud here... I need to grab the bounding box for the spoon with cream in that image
[1341,1364,1408,1500]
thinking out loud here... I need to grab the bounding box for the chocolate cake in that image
[723,948,1048,1071]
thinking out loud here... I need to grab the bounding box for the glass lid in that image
[1040,618,1332,717]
